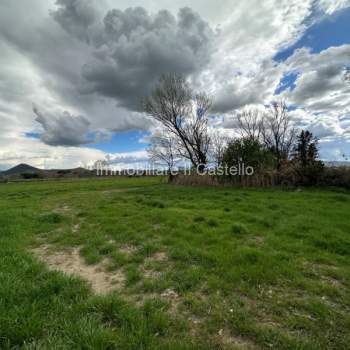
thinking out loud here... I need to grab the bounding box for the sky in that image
[0,0,350,170]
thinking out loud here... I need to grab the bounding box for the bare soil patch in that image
[144,251,168,264]
[31,245,125,294]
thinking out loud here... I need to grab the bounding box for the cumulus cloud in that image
[50,0,99,42]
[308,119,343,138]
[50,3,215,110]
[33,105,92,146]
[203,0,312,113]
[203,0,350,113]
[318,0,350,14]
[284,45,350,113]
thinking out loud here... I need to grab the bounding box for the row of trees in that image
[144,73,323,185]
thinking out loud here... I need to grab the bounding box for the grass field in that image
[1,177,350,349]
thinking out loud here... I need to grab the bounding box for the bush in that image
[319,167,350,189]
[294,162,324,186]
[221,138,275,175]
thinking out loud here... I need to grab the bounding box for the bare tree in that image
[93,159,109,175]
[235,107,263,142]
[261,101,296,170]
[209,130,229,166]
[147,132,178,174]
[143,73,212,170]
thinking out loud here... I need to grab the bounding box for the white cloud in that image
[0,134,150,171]
[284,45,350,114]
[33,105,92,146]
[0,0,350,167]
[318,0,350,14]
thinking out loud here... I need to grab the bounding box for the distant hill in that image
[0,163,94,180]
[2,163,42,175]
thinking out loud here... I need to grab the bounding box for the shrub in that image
[319,167,350,189]
[221,138,275,174]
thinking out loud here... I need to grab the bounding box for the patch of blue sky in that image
[86,130,150,153]
[274,72,299,94]
[24,132,40,139]
[274,7,350,62]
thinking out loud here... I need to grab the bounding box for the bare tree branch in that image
[235,107,263,142]
[261,101,296,169]
[209,130,229,166]
[143,73,212,169]
[147,132,179,172]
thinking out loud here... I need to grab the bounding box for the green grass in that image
[0,177,350,349]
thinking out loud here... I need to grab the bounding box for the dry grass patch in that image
[53,205,73,215]
[211,329,259,350]
[72,223,80,233]
[105,240,138,255]
[144,251,168,264]
[118,244,138,255]
[141,251,170,279]
[31,244,125,295]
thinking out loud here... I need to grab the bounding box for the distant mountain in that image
[2,163,42,175]
[0,163,94,180]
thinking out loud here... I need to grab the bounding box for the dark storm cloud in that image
[0,1,156,135]
[33,105,92,146]
[50,0,98,42]
[51,2,215,111]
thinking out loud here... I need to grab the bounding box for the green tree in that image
[221,138,275,173]
[292,130,324,185]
